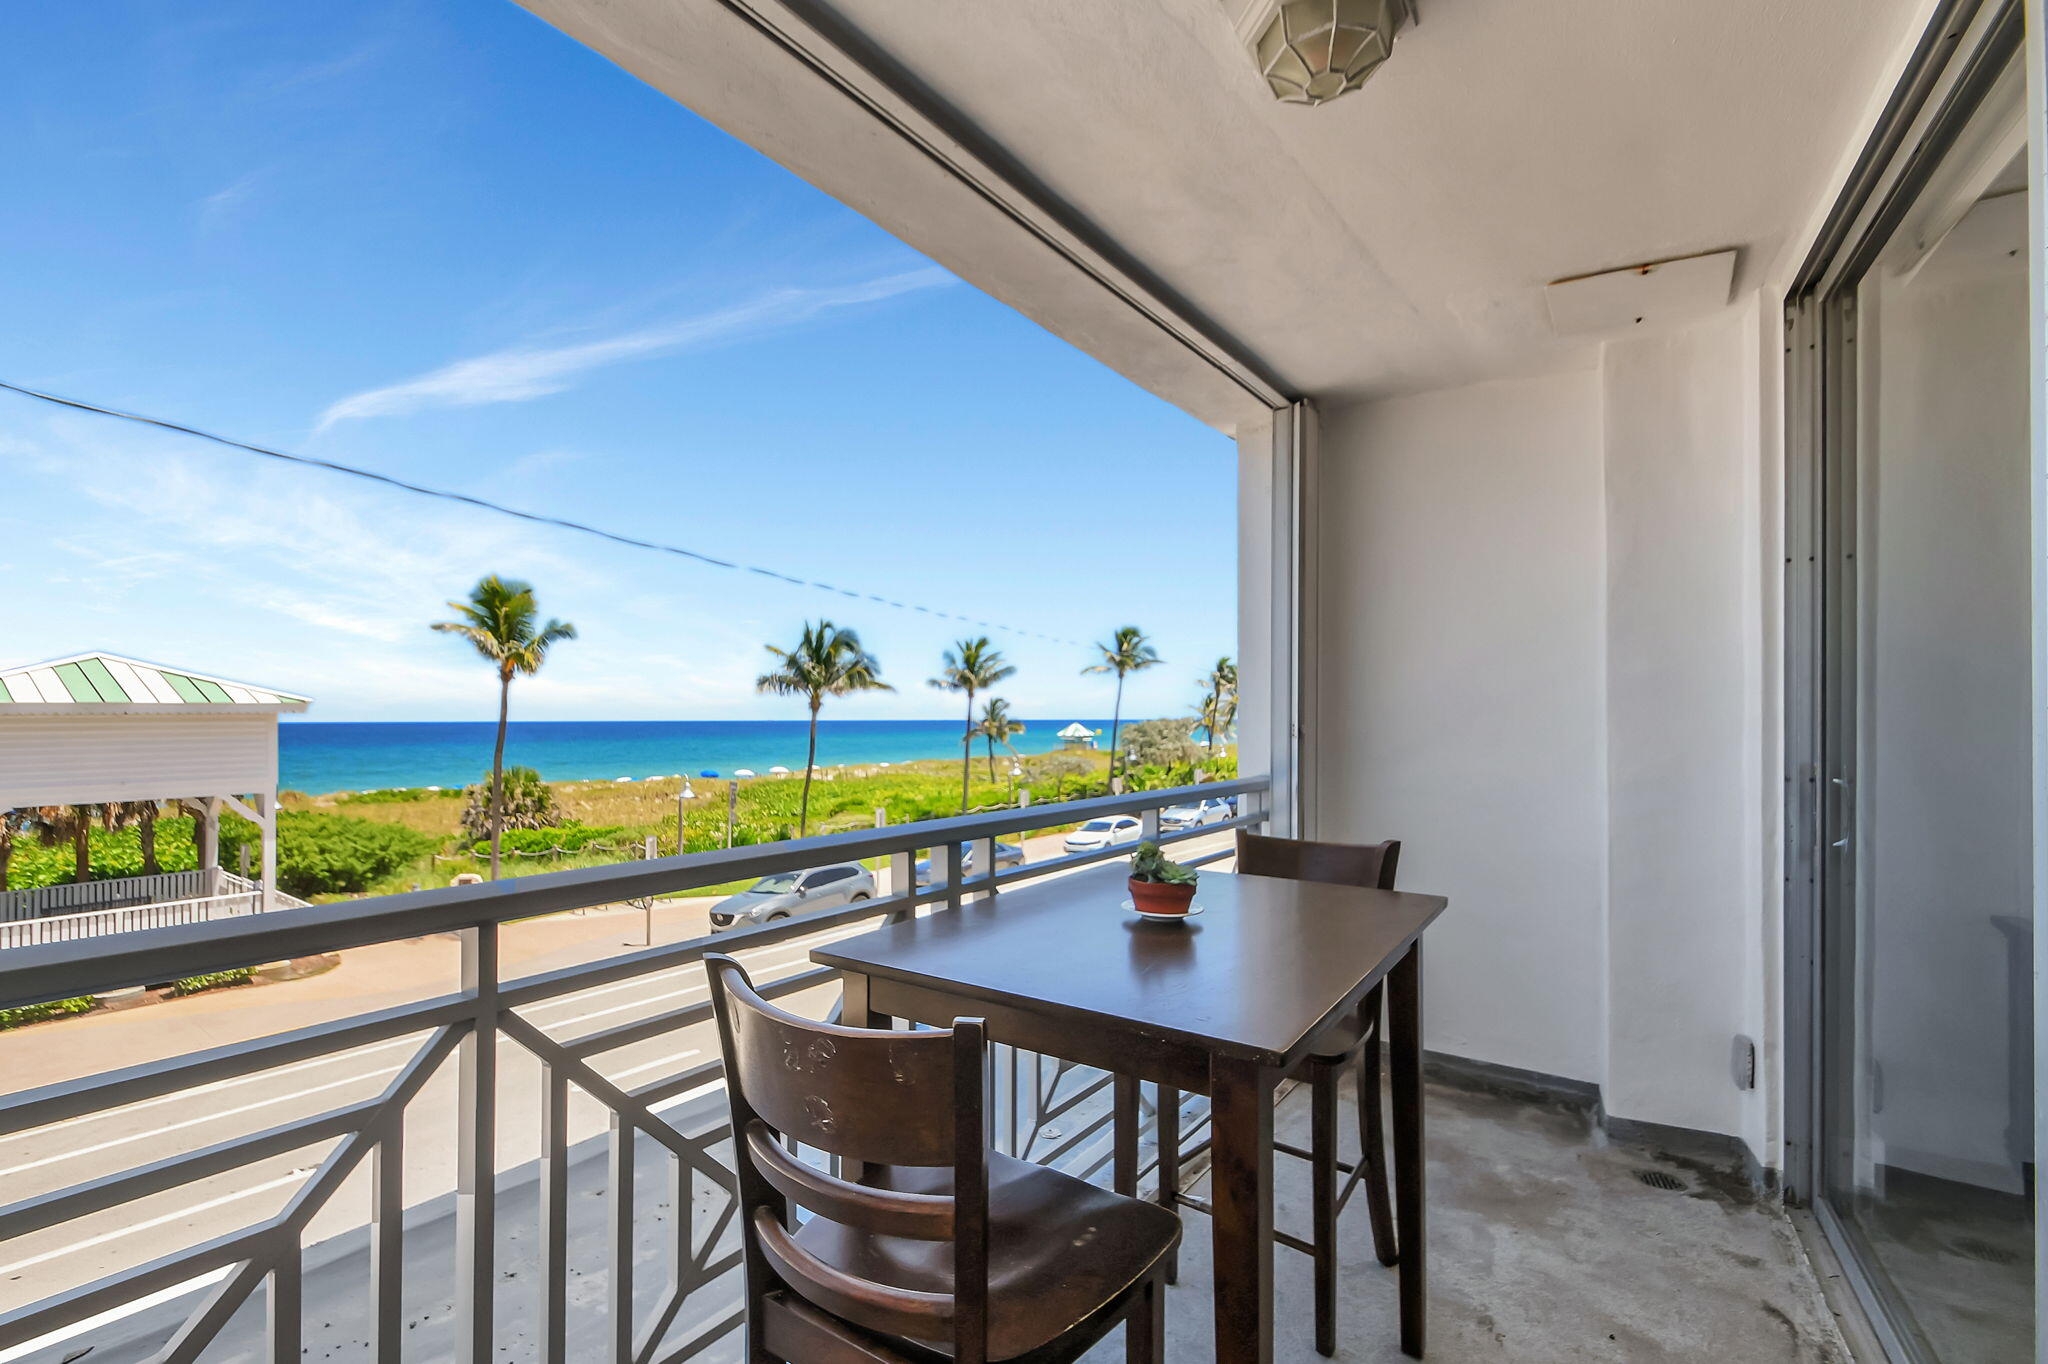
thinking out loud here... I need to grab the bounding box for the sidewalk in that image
[0,893,724,1097]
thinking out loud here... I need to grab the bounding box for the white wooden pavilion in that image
[0,652,310,937]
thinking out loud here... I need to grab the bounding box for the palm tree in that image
[432,576,578,880]
[929,637,1015,813]
[759,621,893,836]
[1083,626,1162,785]
[976,697,1027,780]
[27,805,101,883]
[1195,691,1227,758]
[101,800,164,875]
[1200,656,1238,753]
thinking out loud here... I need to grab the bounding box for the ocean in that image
[279,719,1130,794]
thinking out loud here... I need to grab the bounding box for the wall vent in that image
[1731,1035,1757,1090]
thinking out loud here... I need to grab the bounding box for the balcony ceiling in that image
[524,0,1927,429]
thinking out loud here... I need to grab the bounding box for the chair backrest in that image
[1236,829,1401,891]
[706,954,991,1362]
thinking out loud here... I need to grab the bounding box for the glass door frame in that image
[1784,1,2040,1359]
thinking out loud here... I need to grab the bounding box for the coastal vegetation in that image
[6,802,168,884]
[2,745,1236,901]
[431,575,577,881]
[3,809,438,898]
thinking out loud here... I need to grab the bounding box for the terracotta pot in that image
[1128,876,1196,916]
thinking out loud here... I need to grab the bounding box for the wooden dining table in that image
[811,862,1449,1363]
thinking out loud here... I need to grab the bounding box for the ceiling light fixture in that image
[1230,0,1415,107]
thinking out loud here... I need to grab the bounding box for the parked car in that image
[1063,815,1143,853]
[708,862,875,932]
[1159,797,1234,832]
[915,840,1026,887]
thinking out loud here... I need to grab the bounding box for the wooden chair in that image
[706,954,1181,1364]
[1148,830,1402,1358]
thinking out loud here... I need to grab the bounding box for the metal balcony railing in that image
[0,776,1269,1364]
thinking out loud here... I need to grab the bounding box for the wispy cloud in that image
[7,413,785,717]
[197,169,267,234]
[315,268,956,430]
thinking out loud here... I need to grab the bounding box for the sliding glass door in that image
[1806,17,2036,1359]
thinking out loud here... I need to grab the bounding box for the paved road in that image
[0,827,1234,1358]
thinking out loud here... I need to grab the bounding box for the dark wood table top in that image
[811,864,1448,1067]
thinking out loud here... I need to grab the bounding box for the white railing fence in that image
[0,869,225,921]
[0,777,1266,1364]
[0,874,308,952]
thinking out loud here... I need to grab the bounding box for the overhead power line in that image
[0,378,1084,647]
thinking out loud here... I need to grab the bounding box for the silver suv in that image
[708,862,876,933]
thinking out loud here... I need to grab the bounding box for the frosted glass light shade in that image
[1252,0,1411,106]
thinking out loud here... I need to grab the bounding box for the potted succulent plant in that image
[1128,841,1199,916]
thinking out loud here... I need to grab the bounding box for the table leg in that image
[838,973,892,1030]
[1390,942,1426,1358]
[1209,1055,1275,1364]
[1113,1072,1140,1197]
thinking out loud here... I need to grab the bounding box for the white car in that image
[1063,815,1143,853]
[1159,797,1233,832]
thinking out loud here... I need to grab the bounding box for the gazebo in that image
[0,652,310,942]
[1057,722,1098,750]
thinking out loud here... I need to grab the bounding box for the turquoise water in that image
[280,719,1128,794]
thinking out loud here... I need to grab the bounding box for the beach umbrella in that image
[699,770,719,779]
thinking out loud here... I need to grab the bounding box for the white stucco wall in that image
[1600,298,1771,1146]
[1312,371,1610,1084]
[1303,303,1780,1155]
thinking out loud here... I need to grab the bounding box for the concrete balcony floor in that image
[1085,1071,1849,1363]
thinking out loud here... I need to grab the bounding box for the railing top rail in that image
[0,777,1267,1009]
[0,890,259,931]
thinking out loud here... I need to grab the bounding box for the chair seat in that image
[791,1151,1181,1361]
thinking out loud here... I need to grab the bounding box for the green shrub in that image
[171,968,254,996]
[267,811,439,895]
[0,996,96,1030]
[484,823,633,857]
[7,815,205,890]
[7,810,438,897]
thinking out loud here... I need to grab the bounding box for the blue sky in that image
[0,1,1235,723]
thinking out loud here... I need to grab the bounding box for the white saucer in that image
[1122,899,1205,922]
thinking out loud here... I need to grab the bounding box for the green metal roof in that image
[0,653,310,712]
